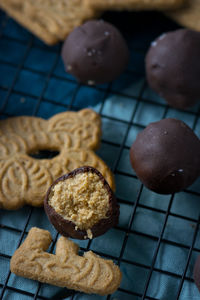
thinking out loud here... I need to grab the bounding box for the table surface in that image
[0,9,200,300]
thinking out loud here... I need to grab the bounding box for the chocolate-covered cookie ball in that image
[44,166,119,240]
[146,29,200,109]
[130,118,200,194]
[61,20,129,85]
[194,255,200,292]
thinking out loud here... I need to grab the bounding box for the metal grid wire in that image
[0,9,200,300]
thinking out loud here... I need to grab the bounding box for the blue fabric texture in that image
[0,10,200,300]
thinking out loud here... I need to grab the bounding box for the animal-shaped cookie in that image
[0,109,114,209]
[167,0,200,32]
[84,0,184,11]
[10,227,122,295]
[0,0,98,45]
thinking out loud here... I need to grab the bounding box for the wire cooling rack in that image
[1,9,200,300]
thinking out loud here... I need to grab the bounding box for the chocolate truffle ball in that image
[130,118,200,194]
[194,255,200,292]
[61,20,129,85]
[44,166,119,240]
[145,29,200,110]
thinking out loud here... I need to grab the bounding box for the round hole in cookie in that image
[29,150,60,159]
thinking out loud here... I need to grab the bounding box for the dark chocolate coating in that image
[194,255,200,292]
[130,118,200,194]
[61,20,129,84]
[44,166,119,240]
[146,29,200,110]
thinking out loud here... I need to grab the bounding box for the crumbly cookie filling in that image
[49,172,109,230]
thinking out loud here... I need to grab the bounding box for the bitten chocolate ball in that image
[130,118,200,194]
[145,29,200,110]
[61,20,129,85]
[44,166,119,240]
[194,255,200,292]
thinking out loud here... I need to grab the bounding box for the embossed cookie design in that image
[0,109,114,210]
[10,227,122,295]
[0,0,98,45]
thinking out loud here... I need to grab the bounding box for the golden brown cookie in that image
[10,227,122,295]
[167,0,200,31]
[84,0,185,11]
[0,0,98,45]
[0,109,115,210]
